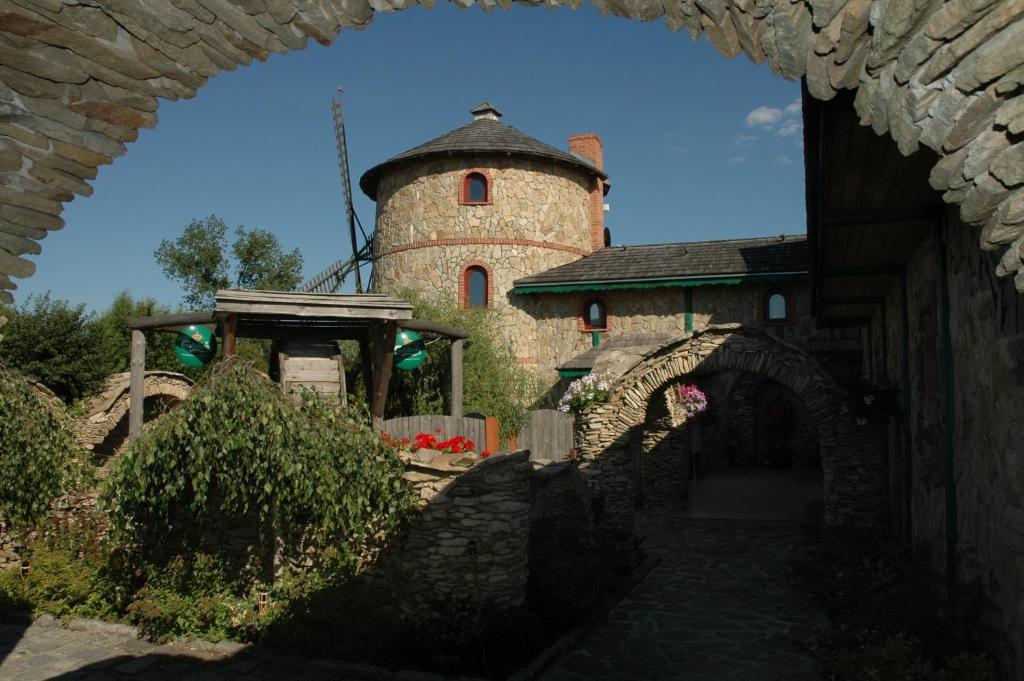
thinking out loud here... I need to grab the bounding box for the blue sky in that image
[17,3,805,311]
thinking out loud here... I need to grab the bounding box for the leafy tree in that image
[0,293,110,402]
[94,291,187,376]
[384,290,542,440]
[155,216,304,310]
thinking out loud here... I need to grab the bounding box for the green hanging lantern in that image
[174,324,217,368]
[394,329,427,371]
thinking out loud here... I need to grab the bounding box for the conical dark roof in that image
[359,114,607,200]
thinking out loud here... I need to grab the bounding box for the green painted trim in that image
[512,272,808,295]
[936,223,958,590]
[591,331,601,348]
[558,369,591,379]
[900,273,913,545]
[684,288,694,333]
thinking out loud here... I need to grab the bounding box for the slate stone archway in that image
[0,0,1023,301]
[575,324,887,528]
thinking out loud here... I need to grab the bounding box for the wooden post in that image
[485,416,500,454]
[450,339,464,418]
[371,321,397,420]
[360,335,373,399]
[223,313,237,358]
[129,329,146,445]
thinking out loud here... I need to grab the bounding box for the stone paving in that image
[540,514,826,681]
[0,615,470,681]
[0,513,824,681]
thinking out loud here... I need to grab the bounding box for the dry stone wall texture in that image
[575,326,887,530]
[1,1,1023,301]
[874,212,1024,677]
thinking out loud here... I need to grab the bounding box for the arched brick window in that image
[461,264,490,308]
[765,290,788,323]
[580,297,610,331]
[460,169,492,205]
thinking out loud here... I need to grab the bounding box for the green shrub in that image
[0,527,120,620]
[0,367,85,541]
[102,360,413,575]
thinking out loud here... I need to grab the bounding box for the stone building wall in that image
[874,211,1024,676]
[371,155,593,366]
[525,281,817,385]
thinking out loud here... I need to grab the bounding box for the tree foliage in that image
[94,291,190,377]
[0,293,110,401]
[154,216,304,310]
[386,290,542,439]
[102,361,412,573]
[0,367,84,537]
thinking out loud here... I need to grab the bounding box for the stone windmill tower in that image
[358,102,609,366]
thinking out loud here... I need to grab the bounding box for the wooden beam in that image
[820,296,886,306]
[223,313,237,358]
[821,265,905,277]
[129,330,146,445]
[128,311,216,331]
[822,207,939,227]
[450,339,464,418]
[370,321,397,420]
[403,318,470,339]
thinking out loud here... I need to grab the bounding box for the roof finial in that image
[470,101,502,121]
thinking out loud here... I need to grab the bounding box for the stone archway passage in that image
[577,324,887,527]
[76,370,194,457]
[0,1,1022,302]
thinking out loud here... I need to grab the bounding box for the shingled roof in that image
[514,234,808,289]
[359,104,607,200]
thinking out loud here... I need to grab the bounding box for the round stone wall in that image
[372,155,594,362]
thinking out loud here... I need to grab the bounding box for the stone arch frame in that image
[0,1,1022,301]
[76,371,194,458]
[576,324,886,528]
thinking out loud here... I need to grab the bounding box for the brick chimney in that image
[569,133,606,252]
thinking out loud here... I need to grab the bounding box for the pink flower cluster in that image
[678,384,708,418]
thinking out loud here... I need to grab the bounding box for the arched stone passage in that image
[76,371,194,460]
[0,1,1022,301]
[576,324,887,528]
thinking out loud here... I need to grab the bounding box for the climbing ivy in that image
[0,367,84,539]
[102,361,413,570]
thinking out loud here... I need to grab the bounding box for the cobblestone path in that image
[541,515,825,681]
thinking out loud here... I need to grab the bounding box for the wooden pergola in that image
[126,290,468,444]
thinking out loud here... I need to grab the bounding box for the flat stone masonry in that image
[1,1,1023,299]
[576,325,887,531]
[383,449,535,610]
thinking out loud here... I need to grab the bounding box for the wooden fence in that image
[380,415,487,451]
[518,409,574,462]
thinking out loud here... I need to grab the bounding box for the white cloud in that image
[730,155,748,164]
[777,120,802,137]
[733,133,759,146]
[745,106,783,128]
[775,154,793,165]
[784,98,801,116]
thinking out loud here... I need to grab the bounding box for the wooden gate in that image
[518,409,574,462]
